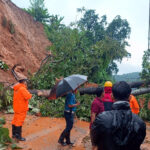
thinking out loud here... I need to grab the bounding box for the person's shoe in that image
[12,125,16,138]
[58,140,67,146]
[66,142,74,146]
[16,136,26,141]
[15,126,26,141]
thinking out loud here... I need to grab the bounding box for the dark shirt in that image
[90,97,104,129]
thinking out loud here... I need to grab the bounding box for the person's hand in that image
[37,90,42,96]
[76,102,80,106]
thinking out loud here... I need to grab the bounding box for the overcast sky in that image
[11,0,149,75]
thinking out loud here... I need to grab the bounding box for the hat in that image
[104,81,113,87]
[17,72,27,81]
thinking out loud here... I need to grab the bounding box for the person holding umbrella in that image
[57,74,87,146]
[58,89,80,146]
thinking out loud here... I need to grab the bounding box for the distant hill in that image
[113,72,141,82]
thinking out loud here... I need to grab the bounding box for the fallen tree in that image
[11,65,150,97]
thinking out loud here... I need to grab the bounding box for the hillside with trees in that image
[0,0,150,149]
[113,72,141,82]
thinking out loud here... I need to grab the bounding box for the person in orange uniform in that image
[129,95,140,114]
[12,78,32,141]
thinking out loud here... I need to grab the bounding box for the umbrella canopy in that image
[52,74,87,98]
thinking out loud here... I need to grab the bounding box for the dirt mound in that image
[0,0,51,84]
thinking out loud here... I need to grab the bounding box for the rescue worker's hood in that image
[13,83,26,91]
[104,87,112,94]
[111,101,134,146]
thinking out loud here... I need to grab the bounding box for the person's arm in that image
[91,112,96,125]
[67,93,80,108]
[91,114,105,147]
[91,101,99,124]
[21,87,32,100]
[133,98,140,114]
[68,102,80,108]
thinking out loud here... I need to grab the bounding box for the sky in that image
[11,0,149,75]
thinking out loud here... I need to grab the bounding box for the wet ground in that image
[1,113,150,150]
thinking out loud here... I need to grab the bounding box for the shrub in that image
[0,60,9,71]
[0,117,22,149]
[1,16,7,27]
[138,94,150,121]
[0,83,13,110]
[8,20,15,34]
[38,92,93,121]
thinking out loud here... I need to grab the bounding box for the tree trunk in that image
[131,88,150,96]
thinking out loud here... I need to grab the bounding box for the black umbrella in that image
[55,74,88,98]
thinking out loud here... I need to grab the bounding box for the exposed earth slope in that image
[0,0,51,84]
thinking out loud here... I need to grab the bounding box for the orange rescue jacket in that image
[129,95,140,114]
[13,83,32,113]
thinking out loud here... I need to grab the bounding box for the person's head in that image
[96,87,104,98]
[104,81,113,88]
[112,81,131,101]
[73,89,78,94]
[19,79,27,85]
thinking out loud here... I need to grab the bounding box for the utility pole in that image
[148,0,150,49]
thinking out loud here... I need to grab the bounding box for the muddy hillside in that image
[0,0,51,83]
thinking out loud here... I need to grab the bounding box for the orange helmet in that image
[104,81,113,87]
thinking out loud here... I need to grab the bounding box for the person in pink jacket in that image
[102,81,114,111]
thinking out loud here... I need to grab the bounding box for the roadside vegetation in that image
[23,0,132,120]
[0,0,150,147]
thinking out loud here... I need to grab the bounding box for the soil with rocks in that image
[1,113,150,150]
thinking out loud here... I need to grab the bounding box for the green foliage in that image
[40,98,65,117]
[0,60,9,71]
[138,94,150,121]
[25,0,50,23]
[0,117,21,149]
[26,5,131,120]
[0,118,6,126]
[8,20,15,34]
[141,49,150,80]
[39,93,93,121]
[1,16,7,27]
[140,49,150,121]
[0,128,11,144]
[0,83,13,110]
[76,94,94,121]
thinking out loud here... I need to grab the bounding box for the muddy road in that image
[2,113,150,150]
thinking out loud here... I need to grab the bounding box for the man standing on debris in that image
[12,77,32,141]
[91,81,146,150]
[58,89,80,146]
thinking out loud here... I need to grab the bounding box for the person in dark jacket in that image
[91,81,146,150]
